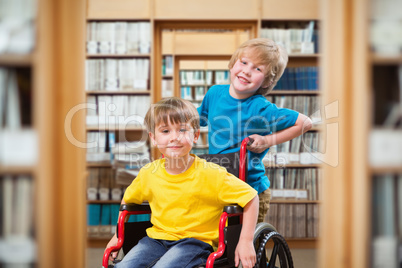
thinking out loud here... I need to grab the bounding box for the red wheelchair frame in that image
[103,137,251,268]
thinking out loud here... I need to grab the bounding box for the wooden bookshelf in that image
[320,0,372,267]
[84,0,323,253]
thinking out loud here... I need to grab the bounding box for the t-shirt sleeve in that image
[123,168,146,204]
[263,102,299,132]
[216,170,258,208]
[197,87,211,127]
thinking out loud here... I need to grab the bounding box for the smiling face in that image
[149,119,199,160]
[229,49,269,99]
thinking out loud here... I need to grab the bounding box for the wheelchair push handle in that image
[246,137,254,146]
[239,137,253,182]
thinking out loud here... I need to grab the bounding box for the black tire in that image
[253,223,293,268]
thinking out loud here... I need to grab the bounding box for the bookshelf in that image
[84,13,153,246]
[368,1,402,267]
[319,0,402,267]
[1,0,87,267]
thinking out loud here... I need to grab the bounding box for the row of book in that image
[372,174,402,268]
[87,146,150,200]
[0,175,36,264]
[87,203,151,238]
[85,59,150,91]
[161,78,174,98]
[273,67,319,91]
[266,95,321,123]
[265,203,319,238]
[0,68,38,167]
[0,0,36,55]
[86,131,150,164]
[86,22,151,55]
[86,95,150,127]
[179,70,230,86]
[263,132,322,165]
[181,86,205,101]
[162,55,174,76]
[261,21,319,54]
[267,168,322,201]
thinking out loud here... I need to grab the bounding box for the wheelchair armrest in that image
[120,202,150,212]
[223,205,243,215]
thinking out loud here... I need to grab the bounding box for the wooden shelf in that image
[264,163,322,168]
[0,53,34,66]
[87,0,151,20]
[86,53,150,58]
[270,200,321,204]
[87,163,112,168]
[86,125,146,131]
[87,237,111,248]
[87,200,121,204]
[289,53,321,58]
[371,53,402,65]
[0,165,36,175]
[370,166,402,174]
[270,90,320,95]
[285,238,318,249]
[86,90,150,95]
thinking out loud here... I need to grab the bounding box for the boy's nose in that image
[243,66,252,75]
[170,131,181,142]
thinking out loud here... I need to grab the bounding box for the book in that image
[99,204,111,235]
[87,204,101,237]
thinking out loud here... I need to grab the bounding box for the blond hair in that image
[144,97,200,134]
[228,38,288,95]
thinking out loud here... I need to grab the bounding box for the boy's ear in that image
[262,79,273,89]
[193,129,201,143]
[149,132,157,146]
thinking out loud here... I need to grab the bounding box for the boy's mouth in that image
[168,145,182,149]
[237,75,250,84]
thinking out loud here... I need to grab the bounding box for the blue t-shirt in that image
[197,84,299,194]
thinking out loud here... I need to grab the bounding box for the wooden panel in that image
[154,0,259,19]
[162,31,174,54]
[179,60,229,70]
[320,0,370,267]
[87,0,151,19]
[262,0,319,20]
[173,31,248,55]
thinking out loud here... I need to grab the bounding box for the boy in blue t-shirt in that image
[197,38,313,223]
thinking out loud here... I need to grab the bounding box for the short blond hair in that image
[144,97,200,134]
[228,38,288,96]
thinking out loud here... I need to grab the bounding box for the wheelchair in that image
[103,138,293,268]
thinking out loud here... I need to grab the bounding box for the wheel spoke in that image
[268,243,279,268]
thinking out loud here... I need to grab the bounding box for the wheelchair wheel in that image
[253,223,293,268]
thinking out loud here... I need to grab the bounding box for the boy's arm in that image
[235,195,259,268]
[105,199,127,261]
[248,113,313,153]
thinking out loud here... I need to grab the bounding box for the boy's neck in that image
[164,154,195,175]
[229,84,256,99]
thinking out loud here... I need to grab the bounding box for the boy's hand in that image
[105,234,119,261]
[247,134,270,153]
[234,239,256,268]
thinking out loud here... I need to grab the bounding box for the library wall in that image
[84,0,322,252]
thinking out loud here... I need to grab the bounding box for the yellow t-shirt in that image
[123,155,257,247]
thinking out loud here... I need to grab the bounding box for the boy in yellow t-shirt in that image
[105,97,259,268]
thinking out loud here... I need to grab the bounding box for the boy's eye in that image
[256,67,261,72]
[161,129,169,133]
[179,129,187,132]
